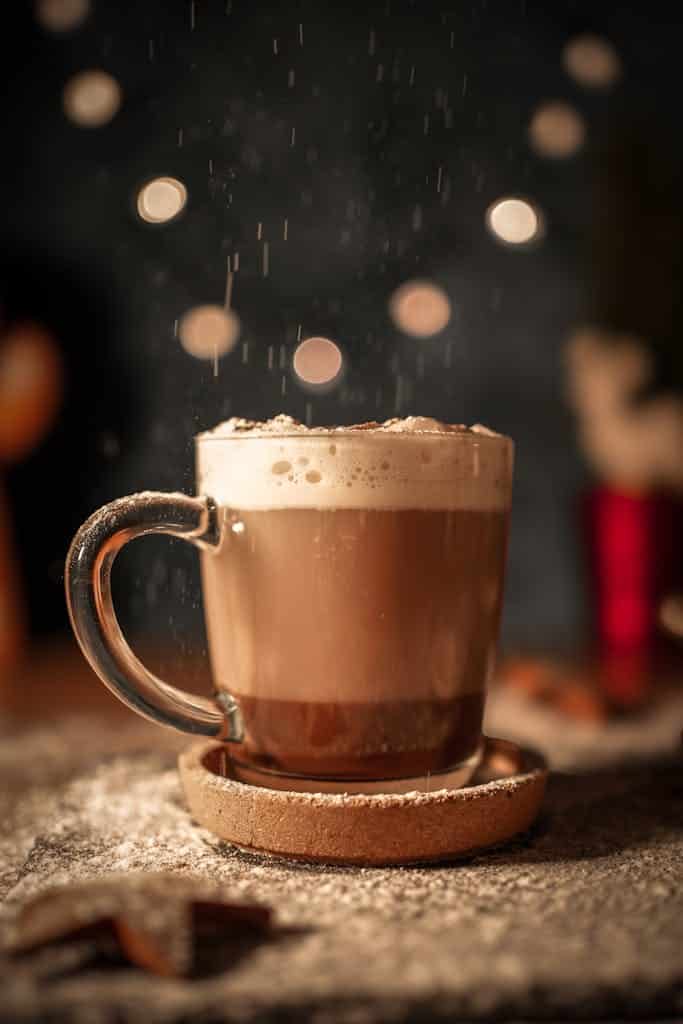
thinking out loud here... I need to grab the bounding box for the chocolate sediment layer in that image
[230,693,485,780]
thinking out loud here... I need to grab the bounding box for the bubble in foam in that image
[306,470,322,483]
[272,460,291,475]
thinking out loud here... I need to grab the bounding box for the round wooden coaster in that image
[179,737,548,866]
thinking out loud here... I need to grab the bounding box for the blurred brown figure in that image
[0,319,62,672]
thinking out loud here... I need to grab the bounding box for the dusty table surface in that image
[1,641,683,1023]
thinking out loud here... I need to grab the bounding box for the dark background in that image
[2,0,682,657]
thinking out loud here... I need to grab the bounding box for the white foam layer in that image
[196,415,513,510]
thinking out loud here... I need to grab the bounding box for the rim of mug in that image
[195,429,513,447]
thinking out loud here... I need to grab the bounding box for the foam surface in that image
[196,415,513,510]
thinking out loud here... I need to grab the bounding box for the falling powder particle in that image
[395,375,403,412]
[224,268,234,310]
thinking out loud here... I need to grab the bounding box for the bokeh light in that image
[63,70,122,127]
[563,34,621,89]
[178,305,240,360]
[529,101,585,158]
[292,337,343,387]
[388,280,451,338]
[137,177,188,224]
[659,595,683,638]
[35,0,90,32]
[486,198,542,246]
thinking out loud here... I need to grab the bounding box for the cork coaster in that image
[179,737,548,866]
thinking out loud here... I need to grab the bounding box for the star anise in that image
[5,873,273,977]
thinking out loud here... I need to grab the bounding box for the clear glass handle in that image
[65,491,243,741]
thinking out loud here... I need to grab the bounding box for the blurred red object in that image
[582,487,683,705]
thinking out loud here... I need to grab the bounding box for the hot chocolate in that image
[197,415,513,783]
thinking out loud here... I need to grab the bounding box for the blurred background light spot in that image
[35,0,89,32]
[487,197,542,246]
[178,305,240,360]
[563,34,621,89]
[137,177,188,224]
[529,101,586,158]
[659,594,683,638]
[63,70,121,127]
[388,280,451,338]
[292,336,343,386]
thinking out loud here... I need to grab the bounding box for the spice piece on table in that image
[5,872,273,977]
[497,655,608,724]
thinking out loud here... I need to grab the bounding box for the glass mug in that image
[66,422,513,793]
